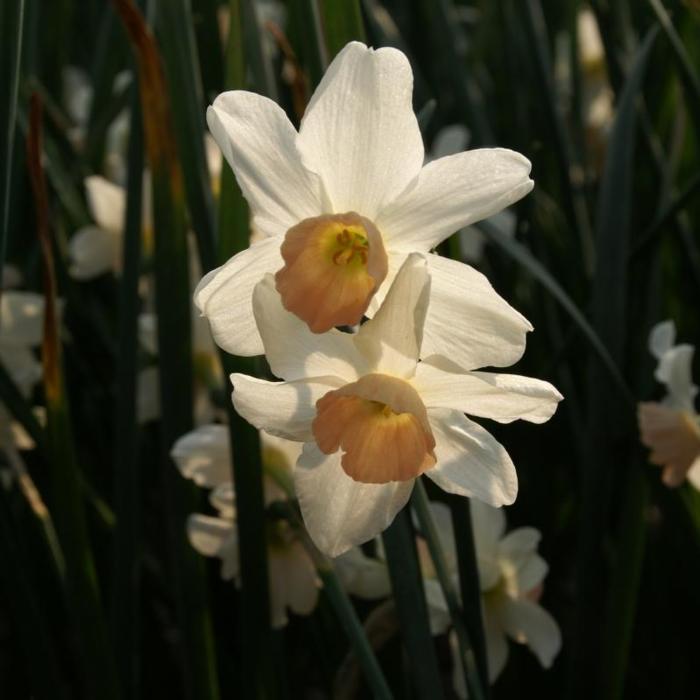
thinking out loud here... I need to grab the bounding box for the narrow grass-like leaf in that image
[0,486,68,700]
[191,0,223,99]
[216,2,275,697]
[382,506,444,700]
[110,88,143,700]
[601,462,649,700]
[156,0,217,273]
[318,0,365,60]
[521,0,594,275]
[477,219,633,406]
[0,0,25,288]
[448,495,490,698]
[571,29,658,700]
[631,171,700,258]
[317,563,393,700]
[241,0,277,99]
[27,93,120,700]
[412,481,485,700]
[110,3,220,698]
[648,0,700,129]
[0,360,46,454]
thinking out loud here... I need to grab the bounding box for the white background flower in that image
[639,320,700,488]
[172,424,318,628]
[231,254,561,556]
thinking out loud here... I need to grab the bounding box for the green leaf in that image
[571,28,658,700]
[27,93,120,700]
[156,0,218,273]
[215,3,276,698]
[110,88,144,700]
[382,506,444,700]
[648,0,700,130]
[412,482,486,700]
[521,0,594,275]
[477,219,633,406]
[0,0,25,287]
[0,486,69,700]
[111,2,220,698]
[318,0,365,61]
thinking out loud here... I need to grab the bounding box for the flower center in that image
[312,373,436,484]
[275,212,388,333]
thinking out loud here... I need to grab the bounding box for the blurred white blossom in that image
[172,425,320,628]
[639,320,700,489]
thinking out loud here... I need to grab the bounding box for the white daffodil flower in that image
[197,41,535,372]
[638,320,700,489]
[448,501,561,693]
[0,291,45,449]
[230,254,562,557]
[69,175,150,280]
[172,424,319,628]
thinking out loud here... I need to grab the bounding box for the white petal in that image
[377,148,533,251]
[415,361,562,424]
[171,424,231,488]
[210,483,235,518]
[656,345,697,412]
[470,500,507,557]
[294,442,414,557]
[207,91,324,238]
[0,292,45,347]
[85,176,125,233]
[137,366,160,424]
[68,225,121,279]
[333,547,391,599]
[138,312,159,355]
[423,578,451,635]
[498,598,561,669]
[483,605,510,682]
[516,553,549,595]
[297,42,423,217]
[687,457,700,491]
[269,541,319,626]
[252,274,364,382]
[187,513,239,581]
[421,254,532,370]
[194,237,283,357]
[498,527,548,594]
[425,408,518,507]
[0,345,42,396]
[231,374,343,441]
[428,124,471,161]
[648,320,675,359]
[354,253,429,377]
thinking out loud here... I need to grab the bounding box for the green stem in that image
[110,88,144,700]
[382,505,444,700]
[412,482,485,700]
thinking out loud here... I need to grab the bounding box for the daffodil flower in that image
[69,135,221,280]
[69,175,148,280]
[0,291,45,449]
[196,41,534,372]
[172,424,320,628]
[638,320,700,489]
[449,501,561,694]
[230,254,562,556]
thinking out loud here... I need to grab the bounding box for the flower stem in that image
[412,481,486,700]
[382,504,444,699]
